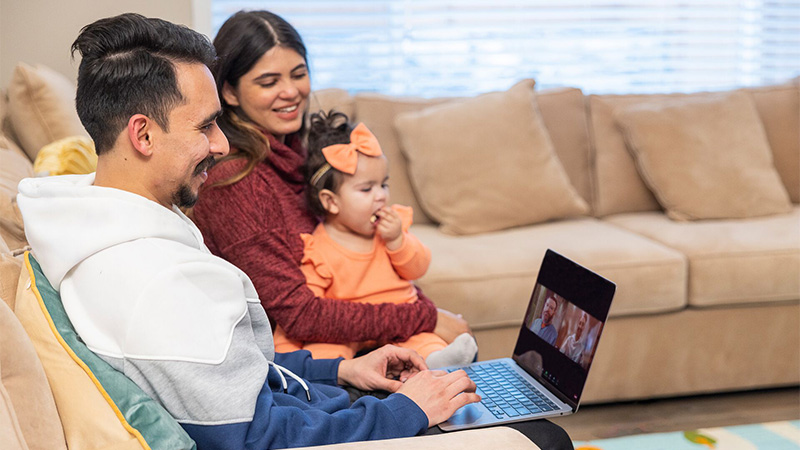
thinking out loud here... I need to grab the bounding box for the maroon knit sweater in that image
[193,134,438,344]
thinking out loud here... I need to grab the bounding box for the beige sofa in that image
[0,61,798,448]
[308,78,800,404]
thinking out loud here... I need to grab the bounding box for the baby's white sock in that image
[425,333,478,369]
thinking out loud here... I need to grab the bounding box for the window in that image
[211,1,800,96]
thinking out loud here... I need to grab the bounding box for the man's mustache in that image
[194,155,217,176]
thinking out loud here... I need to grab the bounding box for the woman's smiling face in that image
[222,46,310,142]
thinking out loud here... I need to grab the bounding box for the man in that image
[532,295,559,346]
[560,312,589,364]
[17,13,478,449]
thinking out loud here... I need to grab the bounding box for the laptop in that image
[439,249,616,431]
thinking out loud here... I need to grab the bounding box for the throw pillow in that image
[394,79,589,235]
[615,91,792,221]
[33,136,97,176]
[15,253,196,450]
[7,63,88,161]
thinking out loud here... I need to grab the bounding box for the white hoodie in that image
[17,173,274,422]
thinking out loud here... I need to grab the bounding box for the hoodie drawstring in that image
[268,361,311,401]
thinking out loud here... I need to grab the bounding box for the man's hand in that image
[337,344,427,392]
[434,308,472,344]
[396,369,481,427]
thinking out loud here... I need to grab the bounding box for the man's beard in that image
[172,184,198,208]
[172,155,216,208]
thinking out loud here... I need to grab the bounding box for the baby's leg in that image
[302,342,359,360]
[398,332,478,369]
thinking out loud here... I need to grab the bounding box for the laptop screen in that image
[512,250,615,409]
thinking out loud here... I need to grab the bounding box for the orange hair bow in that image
[321,123,383,175]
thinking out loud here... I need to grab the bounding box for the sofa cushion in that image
[535,87,593,207]
[0,137,33,199]
[746,83,800,203]
[7,63,88,161]
[614,91,792,220]
[0,195,26,252]
[605,206,800,307]
[355,86,593,225]
[588,94,665,216]
[0,380,27,450]
[309,88,355,121]
[395,79,588,235]
[0,252,22,310]
[0,282,66,450]
[412,218,687,325]
[15,253,195,450]
[33,135,97,177]
[354,93,452,224]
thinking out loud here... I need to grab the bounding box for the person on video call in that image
[560,311,588,364]
[531,295,558,346]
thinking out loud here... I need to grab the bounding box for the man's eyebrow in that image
[252,63,308,82]
[200,109,223,125]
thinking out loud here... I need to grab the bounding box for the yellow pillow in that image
[33,136,97,176]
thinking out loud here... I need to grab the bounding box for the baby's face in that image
[330,154,390,238]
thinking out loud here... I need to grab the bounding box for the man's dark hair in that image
[71,13,216,154]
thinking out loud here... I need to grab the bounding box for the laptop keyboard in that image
[449,361,559,419]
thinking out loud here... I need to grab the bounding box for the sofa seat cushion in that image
[411,218,687,327]
[605,206,800,307]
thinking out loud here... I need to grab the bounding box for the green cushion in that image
[28,254,196,450]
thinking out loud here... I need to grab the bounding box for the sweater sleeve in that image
[388,231,431,281]
[181,383,428,450]
[386,206,431,280]
[193,168,438,344]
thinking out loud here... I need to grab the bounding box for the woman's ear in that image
[127,114,154,156]
[221,82,240,107]
[318,189,339,215]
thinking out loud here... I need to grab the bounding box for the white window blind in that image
[211,1,800,96]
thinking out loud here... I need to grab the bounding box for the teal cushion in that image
[28,253,196,450]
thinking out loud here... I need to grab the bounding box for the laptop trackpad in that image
[447,404,484,425]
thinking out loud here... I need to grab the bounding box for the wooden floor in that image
[550,386,800,441]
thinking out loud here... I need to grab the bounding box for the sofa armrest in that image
[294,427,540,450]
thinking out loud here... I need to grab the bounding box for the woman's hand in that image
[434,308,472,344]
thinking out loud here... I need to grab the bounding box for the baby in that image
[272,111,477,369]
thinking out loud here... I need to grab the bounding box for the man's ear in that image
[127,114,154,156]
[318,189,339,215]
[221,82,240,107]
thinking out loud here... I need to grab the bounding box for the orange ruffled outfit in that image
[273,205,448,359]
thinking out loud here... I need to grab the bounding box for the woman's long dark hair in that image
[211,10,308,186]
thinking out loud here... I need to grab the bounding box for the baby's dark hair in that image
[304,110,355,217]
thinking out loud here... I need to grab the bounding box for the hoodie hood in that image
[17,173,205,290]
[16,173,270,364]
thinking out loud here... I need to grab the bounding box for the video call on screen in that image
[512,257,613,405]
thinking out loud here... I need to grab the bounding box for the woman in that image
[195,11,574,449]
[193,10,469,348]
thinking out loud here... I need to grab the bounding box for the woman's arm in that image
[194,170,438,344]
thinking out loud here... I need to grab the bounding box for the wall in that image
[0,0,203,87]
